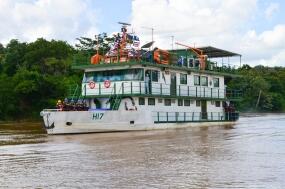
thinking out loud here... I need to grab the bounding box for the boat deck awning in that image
[198,46,241,58]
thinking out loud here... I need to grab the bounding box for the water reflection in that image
[1,114,285,188]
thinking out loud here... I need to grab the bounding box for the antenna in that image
[118,22,131,26]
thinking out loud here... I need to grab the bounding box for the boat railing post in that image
[179,85,181,96]
[114,83,116,94]
[160,83,162,95]
[122,82,124,94]
[192,112,194,121]
[187,86,190,96]
[175,112,178,122]
[218,89,220,98]
[211,88,213,98]
[157,112,160,122]
[196,87,197,97]
[131,81,133,94]
[211,112,213,120]
[166,112,169,122]
[203,87,205,98]
[139,82,141,94]
[99,83,101,95]
[184,112,186,122]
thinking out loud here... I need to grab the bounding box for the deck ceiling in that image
[198,46,241,58]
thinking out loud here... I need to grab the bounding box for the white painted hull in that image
[40,110,237,135]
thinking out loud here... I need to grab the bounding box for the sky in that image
[0,0,284,67]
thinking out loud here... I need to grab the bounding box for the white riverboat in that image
[40,24,242,134]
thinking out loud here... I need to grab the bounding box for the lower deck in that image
[41,109,239,135]
[82,96,238,122]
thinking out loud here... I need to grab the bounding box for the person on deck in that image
[145,73,150,94]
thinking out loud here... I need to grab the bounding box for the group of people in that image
[224,103,236,113]
[56,99,88,111]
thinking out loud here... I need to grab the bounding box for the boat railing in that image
[82,81,242,100]
[42,109,62,112]
[152,111,239,123]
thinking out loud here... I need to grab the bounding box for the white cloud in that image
[265,2,279,19]
[0,0,99,44]
[130,0,285,67]
[241,25,285,66]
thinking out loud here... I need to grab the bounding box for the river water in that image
[0,114,285,188]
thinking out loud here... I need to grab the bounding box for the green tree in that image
[2,39,27,76]
[75,33,114,54]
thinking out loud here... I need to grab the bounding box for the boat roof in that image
[198,46,241,58]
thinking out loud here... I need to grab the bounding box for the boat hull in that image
[40,110,237,135]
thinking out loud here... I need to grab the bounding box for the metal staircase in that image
[69,84,86,102]
[108,84,123,110]
[111,94,122,110]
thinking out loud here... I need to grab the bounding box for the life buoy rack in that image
[88,81,96,89]
[104,80,111,88]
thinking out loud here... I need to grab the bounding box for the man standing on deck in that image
[145,73,150,94]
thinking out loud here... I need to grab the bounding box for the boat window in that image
[85,72,94,82]
[139,97,145,105]
[151,70,160,82]
[213,78,219,87]
[148,98,155,105]
[87,69,144,82]
[196,100,201,107]
[164,99,171,106]
[195,59,200,68]
[158,98,163,103]
[184,99,190,106]
[194,75,200,85]
[180,74,187,85]
[178,99,183,106]
[188,58,194,67]
[215,101,221,107]
[201,76,208,86]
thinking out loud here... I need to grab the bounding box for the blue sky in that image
[91,0,132,33]
[253,0,285,32]
[0,0,284,66]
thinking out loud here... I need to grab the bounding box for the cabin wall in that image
[82,67,226,103]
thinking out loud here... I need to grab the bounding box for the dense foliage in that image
[0,39,82,120]
[228,65,285,112]
[0,38,285,120]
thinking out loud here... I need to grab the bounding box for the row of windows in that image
[85,69,144,82]
[180,74,219,87]
[177,56,200,68]
[85,68,220,88]
[139,98,221,107]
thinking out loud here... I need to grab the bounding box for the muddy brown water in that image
[0,114,285,188]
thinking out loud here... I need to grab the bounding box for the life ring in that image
[104,80,111,88]
[88,81,96,89]
[154,48,169,64]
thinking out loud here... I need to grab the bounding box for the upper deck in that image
[71,25,242,101]
[72,46,242,77]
